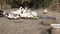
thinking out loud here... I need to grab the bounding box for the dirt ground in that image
[0,9,60,34]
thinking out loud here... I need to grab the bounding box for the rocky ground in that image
[0,9,60,34]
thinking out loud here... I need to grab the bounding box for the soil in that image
[0,9,60,34]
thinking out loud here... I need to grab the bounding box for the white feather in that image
[44,9,47,13]
[31,11,37,17]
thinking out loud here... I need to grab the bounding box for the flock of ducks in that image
[4,7,38,19]
[0,7,48,19]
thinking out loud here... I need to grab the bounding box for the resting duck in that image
[43,9,48,14]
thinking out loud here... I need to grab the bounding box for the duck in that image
[26,13,34,18]
[20,7,31,18]
[10,7,22,15]
[43,9,48,14]
[31,11,37,17]
[5,12,19,19]
[20,7,28,18]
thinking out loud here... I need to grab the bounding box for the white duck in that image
[5,12,19,19]
[26,13,34,18]
[5,13,14,18]
[31,11,37,17]
[22,7,27,13]
[11,7,22,15]
[43,9,48,14]
[20,7,28,18]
